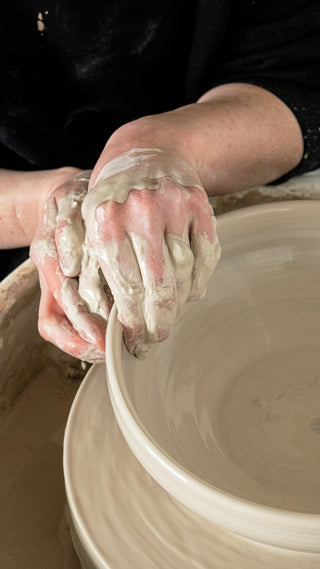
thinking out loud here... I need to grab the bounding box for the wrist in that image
[0,166,81,248]
[90,113,201,189]
[34,166,82,222]
[96,83,304,198]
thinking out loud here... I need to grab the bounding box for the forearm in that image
[0,166,80,248]
[196,83,303,193]
[91,83,303,196]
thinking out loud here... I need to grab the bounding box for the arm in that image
[82,82,303,355]
[0,166,80,247]
[1,84,301,250]
[0,166,107,363]
[3,83,302,361]
[90,83,303,197]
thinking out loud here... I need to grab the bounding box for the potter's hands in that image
[30,171,111,363]
[82,149,221,357]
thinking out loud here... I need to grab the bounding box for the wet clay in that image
[106,201,320,552]
[80,148,219,309]
[57,149,220,355]
[65,364,320,568]
[81,148,204,229]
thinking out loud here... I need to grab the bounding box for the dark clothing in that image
[1,0,320,175]
[0,247,29,281]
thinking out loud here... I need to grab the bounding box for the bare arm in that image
[14,82,305,360]
[78,82,304,355]
[0,83,303,249]
[90,83,303,195]
[0,166,80,248]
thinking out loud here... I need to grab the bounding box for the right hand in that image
[82,148,221,357]
[30,170,111,363]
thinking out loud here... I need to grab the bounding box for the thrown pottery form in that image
[106,201,320,552]
[64,364,320,569]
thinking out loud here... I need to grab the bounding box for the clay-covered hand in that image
[82,148,221,357]
[30,171,112,363]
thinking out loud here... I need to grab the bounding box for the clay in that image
[64,364,320,568]
[82,148,204,228]
[78,237,109,322]
[56,187,87,277]
[106,201,320,552]
[3,173,320,566]
[55,149,221,355]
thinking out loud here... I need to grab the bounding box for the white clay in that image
[92,148,203,193]
[78,237,110,322]
[55,187,87,277]
[31,238,57,263]
[60,278,100,346]
[129,233,179,342]
[65,364,320,568]
[189,216,221,299]
[81,148,204,231]
[104,202,320,553]
[48,151,220,357]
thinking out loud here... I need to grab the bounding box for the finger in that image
[159,181,194,311]
[129,231,178,345]
[58,275,107,351]
[155,180,194,311]
[55,183,87,277]
[38,274,105,363]
[93,234,148,354]
[189,208,221,300]
[78,238,112,322]
[90,193,180,353]
[165,233,193,311]
[30,194,59,268]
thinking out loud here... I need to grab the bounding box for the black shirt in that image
[1,0,320,175]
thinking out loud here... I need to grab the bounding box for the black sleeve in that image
[203,0,320,178]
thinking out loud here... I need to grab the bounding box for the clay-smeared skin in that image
[87,179,220,354]
[30,174,107,363]
[31,154,220,361]
[83,150,220,356]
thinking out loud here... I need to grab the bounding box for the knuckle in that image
[167,237,194,269]
[190,186,210,211]
[127,189,156,219]
[94,201,123,240]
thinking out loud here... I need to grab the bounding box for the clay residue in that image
[210,172,320,215]
[0,259,87,424]
[0,363,81,569]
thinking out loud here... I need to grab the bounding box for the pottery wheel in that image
[64,364,320,569]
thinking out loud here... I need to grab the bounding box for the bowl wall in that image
[107,201,320,550]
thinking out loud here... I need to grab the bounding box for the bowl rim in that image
[106,200,320,550]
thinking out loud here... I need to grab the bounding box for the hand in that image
[30,170,112,363]
[82,148,221,357]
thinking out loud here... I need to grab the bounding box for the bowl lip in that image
[62,365,314,569]
[106,200,320,544]
[63,365,111,569]
[107,307,319,525]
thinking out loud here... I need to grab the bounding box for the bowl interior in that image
[108,202,320,517]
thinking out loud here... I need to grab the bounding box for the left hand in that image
[30,170,111,363]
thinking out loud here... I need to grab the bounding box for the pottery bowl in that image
[106,201,320,551]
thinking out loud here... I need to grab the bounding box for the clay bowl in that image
[106,201,320,552]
